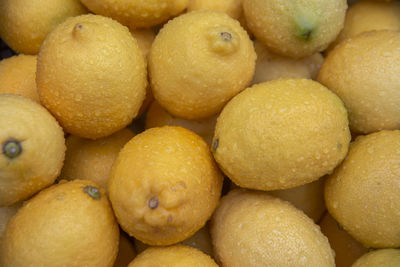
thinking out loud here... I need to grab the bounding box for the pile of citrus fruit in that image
[1,0,400,266]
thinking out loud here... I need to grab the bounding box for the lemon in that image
[108,126,223,246]
[211,189,335,266]
[213,79,350,191]
[252,40,324,84]
[145,101,217,145]
[352,249,400,267]
[128,245,218,267]
[80,0,189,29]
[37,14,147,139]
[187,0,242,19]
[0,94,65,207]
[0,180,119,267]
[0,55,39,102]
[149,10,256,120]
[328,0,400,51]
[325,130,400,248]
[242,0,347,58]
[319,213,368,267]
[0,0,87,55]
[318,30,400,134]
[135,225,213,257]
[59,128,134,191]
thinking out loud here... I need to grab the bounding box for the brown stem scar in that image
[220,32,232,41]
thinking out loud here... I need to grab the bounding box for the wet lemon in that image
[325,130,400,248]
[318,30,400,134]
[213,79,350,191]
[0,180,119,267]
[242,0,347,58]
[0,55,39,102]
[0,0,87,54]
[352,249,400,267]
[128,245,218,267]
[59,128,134,191]
[108,126,223,245]
[0,94,65,207]
[211,189,335,266]
[149,10,256,120]
[37,14,147,139]
[80,0,188,29]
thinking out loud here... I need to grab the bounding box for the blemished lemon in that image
[0,0,87,55]
[114,233,137,267]
[251,40,324,84]
[242,0,347,58]
[135,225,214,257]
[318,30,400,134]
[187,0,242,19]
[328,0,400,51]
[145,101,217,145]
[37,14,147,139]
[108,126,223,246]
[0,203,21,247]
[80,0,189,29]
[0,180,120,267]
[0,94,65,207]
[0,55,39,102]
[325,130,400,248]
[212,79,350,191]
[59,128,134,191]
[149,10,256,120]
[211,189,335,267]
[319,213,368,267]
[352,249,400,267]
[128,245,218,267]
[268,177,326,222]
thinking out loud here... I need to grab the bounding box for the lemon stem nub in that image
[148,196,159,209]
[213,138,219,152]
[2,139,22,159]
[84,186,101,200]
[220,32,232,41]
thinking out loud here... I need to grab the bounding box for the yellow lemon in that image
[37,14,147,139]
[325,130,400,248]
[108,126,223,246]
[0,94,65,207]
[242,0,347,58]
[211,189,335,266]
[0,55,39,102]
[149,10,256,120]
[80,0,189,29]
[0,0,87,55]
[128,245,218,267]
[213,79,350,191]
[59,128,134,191]
[318,30,400,134]
[0,180,119,267]
[352,249,400,267]
[0,203,21,247]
